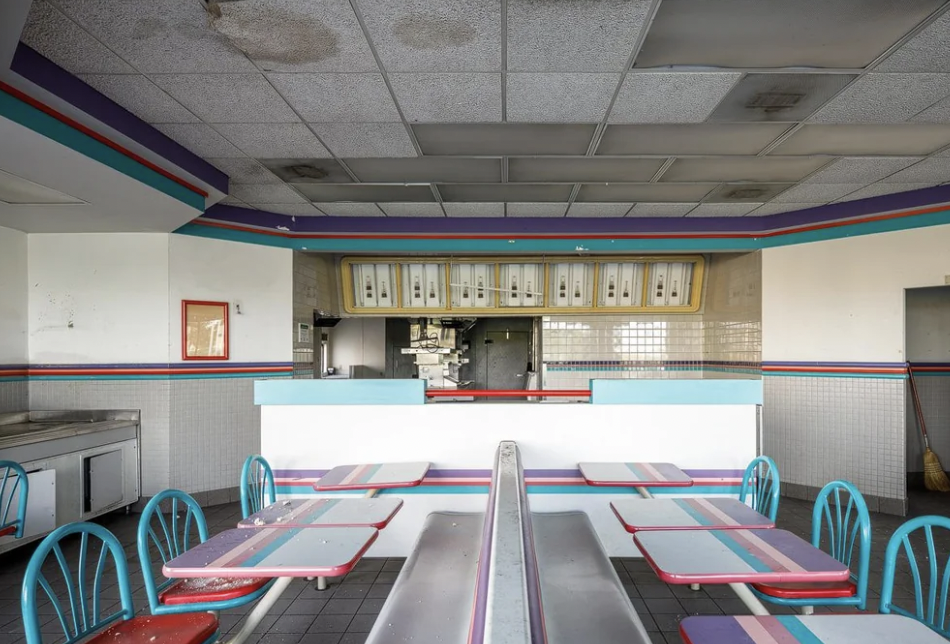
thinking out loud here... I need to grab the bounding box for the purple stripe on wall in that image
[29,362,293,369]
[274,468,742,479]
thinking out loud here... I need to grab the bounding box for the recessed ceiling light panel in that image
[0,169,85,205]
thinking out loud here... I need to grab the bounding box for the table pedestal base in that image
[728,583,770,616]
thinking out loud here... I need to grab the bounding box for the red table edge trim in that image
[312,477,427,491]
[236,499,404,530]
[679,621,696,644]
[584,479,694,487]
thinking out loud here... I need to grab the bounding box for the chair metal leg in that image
[224,577,293,644]
[317,576,327,590]
[728,583,770,616]
[801,605,814,615]
[690,584,701,591]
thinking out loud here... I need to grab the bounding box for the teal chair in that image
[0,460,28,538]
[738,455,780,522]
[880,515,950,637]
[751,480,871,611]
[241,454,276,519]
[22,522,219,644]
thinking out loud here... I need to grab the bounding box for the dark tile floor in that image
[1,491,947,644]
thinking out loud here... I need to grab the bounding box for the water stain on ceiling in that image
[392,14,476,50]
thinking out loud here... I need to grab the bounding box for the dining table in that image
[314,461,430,497]
[611,498,775,532]
[679,614,947,644]
[238,497,404,529]
[164,525,378,644]
[578,461,693,498]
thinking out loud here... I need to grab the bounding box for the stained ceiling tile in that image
[345,158,501,183]
[298,184,435,202]
[231,184,307,204]
[439,184,574,202]
[379,203,446,217]
[880,157,950,182]
[507,203,569,217]
[213,124,331,158]
[566,203,634,217]
[801,157,921,183]
[704,183,794,203]
[627,203,698,217]
[509,157,663,182]
[390,73,502,122]
[310,124,417,158]
[506,73,619,122]
[249,203,324,217]
[151,74,298,123]
[577,184,718,202]
[443,202,505,217]
[507,0,652,72]
[153,123,244,157]
[661,157,830,183]
[610,73,742,123]
[414,124,596,155]
[771,183,866,203]
[634,0,946,69]
[772,124,950,156]
[809,74,950,123]
[20,0,135,74]
[208,158,282,184]
[314,203,387,216]
[258,159,353,183]
[685,203,763,217]
[77,74,196,123]
[267,73,400,122]
[876,11,950,73]
[207,0,378,72]
[54,0,258,73]
[597,123,791,156]
[750,202,823,216]
[708,73,857,123]
[356,0,501,71]
[838,182,937,201]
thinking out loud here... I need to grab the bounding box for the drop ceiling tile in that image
[250,203,324,216]
[219,195,249,206]
[912,95,950,123]
[314,203,387,216]
[837,182,937,201]
[267,73,400,122]
[54,0,258,73]
[258,159,353,183]
[231,184,307,204]
[443,202,505,217]
[566,203,634,217]
[379,203,446,217]
[880,158,950,183]
[685,203,763,217]
[390,73,502,122]
[356,0,500,71]
[20,0,135,74]
[298,184,436,202]
[153,124,244,157]
[750,202,824,216]
[801,157,921,183]
[810,74,950,123]
[509,157,663,182]
[708,73,857,123]
[506,73,620,123]
[627,203,698,217]
[876,11,950,73]
[346,158,501,183]
[310,124,417,158]
[76,74,196,123]
[208,158,282,184]
[150,74,298,123]
[507,0,652,71]
[507,203,569,217]
[661,157,830,183]
[597,123,791,156]
[208,0,378,72]
[610,73,742,123]
[772,124,950,156]
[577,184,717,202]
[705,183,795,203]
[772,183,866,203]
[414,124,596,155]
[634,0,946,69]
[439,184,573,202]
[213,124,331,158]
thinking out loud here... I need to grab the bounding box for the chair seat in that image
[159,576,270,605]
[752,580,857,599]
[0,525,15,537]
[87,612,218,644]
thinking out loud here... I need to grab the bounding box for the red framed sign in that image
[182,300,229,360]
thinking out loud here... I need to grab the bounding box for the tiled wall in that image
[293,253,339,378]
[763,375,906,514]
[703,252,762,378]
[0,381,27,413]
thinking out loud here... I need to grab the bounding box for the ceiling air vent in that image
[288,165,329,180]
[745,92,804,112]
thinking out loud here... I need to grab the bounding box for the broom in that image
[907,362,950,492]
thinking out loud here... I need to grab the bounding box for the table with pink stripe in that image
[238,498,404,529]
[635,529,849,616]
[578,461,693,498]
[611,498,775,533]
[679,615,946,644]
[314,461,430,497]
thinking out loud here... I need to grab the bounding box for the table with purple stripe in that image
[164,526,377,644]
[578,461,693,498]
[611,498,775,533]
[238,497,404,529]
[679,615,946,644]
[634,529,850,616]
[313,461,430,498]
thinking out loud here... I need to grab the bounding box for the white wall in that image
[905,286,950,362]
[330,317,385,378]
[28,233,169,364]
[0,226,27,364]
[763,224,950,361]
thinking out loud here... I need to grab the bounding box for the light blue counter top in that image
[590,379,763,405]
[255,379,426,405]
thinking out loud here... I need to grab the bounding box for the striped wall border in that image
[0,362,292,381]
[761,362,908,379]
